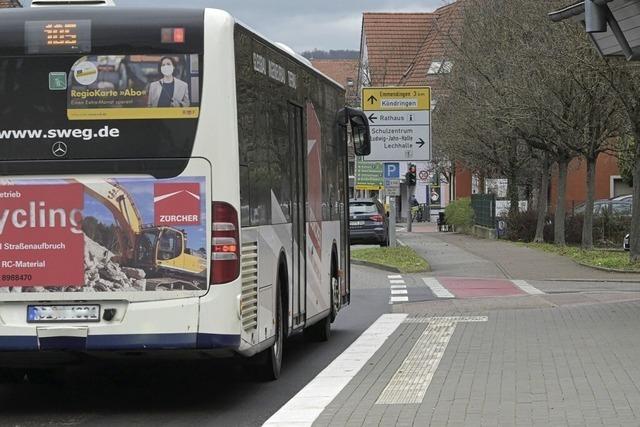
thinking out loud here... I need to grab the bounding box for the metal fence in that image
[471,194,495,228]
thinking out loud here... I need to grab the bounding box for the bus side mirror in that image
[338,107,371,156]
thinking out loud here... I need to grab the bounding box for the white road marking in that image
[263,314,408,427]
[389,279,405,284]
[387,275,402,279]
[511,279,545,295]
[422,277,454,298]
[390,289,408,295]
[390,285,406,290]
[390,296,409,303]
[376,316,488,405]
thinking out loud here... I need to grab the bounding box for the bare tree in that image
[583,59,640,259]
[436,0,575,236]
[437,0,625,248]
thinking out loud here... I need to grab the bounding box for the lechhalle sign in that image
[362,86,431,162]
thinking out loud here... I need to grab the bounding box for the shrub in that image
[445,198,474,232]
[566,213,630,247]
[505,211,629,247]
[504,210,553,242]
[505,210,536,242]
[565,214,583,245]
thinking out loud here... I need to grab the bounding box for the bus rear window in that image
[0,54,201,166]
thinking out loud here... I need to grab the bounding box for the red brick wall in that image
[452,153,620,209]
[454,164,473,199]
[549,152,620,211]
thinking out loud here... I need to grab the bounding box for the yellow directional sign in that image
[362,86,432,162]
[362,86,431,111]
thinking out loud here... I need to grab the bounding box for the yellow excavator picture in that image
[75,178,207,285]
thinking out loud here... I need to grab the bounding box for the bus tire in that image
[254,287,283,381]
[304,312,331,342]
[304,255,336,342]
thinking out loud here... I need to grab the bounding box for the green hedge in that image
[445,198,474,232]
[503,210,629,247]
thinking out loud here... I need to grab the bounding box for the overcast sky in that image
[24,0,449,52]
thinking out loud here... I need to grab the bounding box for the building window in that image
[427,61,453,75]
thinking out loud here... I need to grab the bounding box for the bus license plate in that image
[27,305,101,323]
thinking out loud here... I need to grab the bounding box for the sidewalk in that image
[298,230,640,426]
[312,301,640,427]
[398,229,640,282]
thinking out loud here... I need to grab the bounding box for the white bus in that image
[0,2,370,380]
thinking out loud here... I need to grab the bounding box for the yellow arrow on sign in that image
[362,86,431,111]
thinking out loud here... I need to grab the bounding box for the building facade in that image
[357,4,462,220]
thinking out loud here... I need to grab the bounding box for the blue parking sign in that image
[384,163,400,179]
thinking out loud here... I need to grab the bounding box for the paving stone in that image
[312,301,640,427]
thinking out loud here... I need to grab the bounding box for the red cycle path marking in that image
[437,277,525,298]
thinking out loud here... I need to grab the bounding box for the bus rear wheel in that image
[304,271,337,343]
[254,288,283,381]
[304,312,331,342]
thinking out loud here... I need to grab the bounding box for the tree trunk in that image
[525,179,534,212]
[554,158,568,246]
[581,156,597,250]
[534,154,550,243]
[507,171,519,220]
[630,132,640,261]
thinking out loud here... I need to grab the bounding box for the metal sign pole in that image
[389,197,397,247]
[407,184,413,233]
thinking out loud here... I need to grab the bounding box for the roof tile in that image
[360,2,464,94]
[311,59,359,105]
[361,12,436,86]
[401,1,464,90]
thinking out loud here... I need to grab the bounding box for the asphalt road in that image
[0,264,390,427]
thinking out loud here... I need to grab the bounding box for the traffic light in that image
[406,164,416,186]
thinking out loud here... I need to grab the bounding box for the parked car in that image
[611,194,632,202]
[573,199,632,216]
[349,198,389,247]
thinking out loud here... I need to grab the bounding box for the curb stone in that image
[575,260,640,274]
[350,259,402,273]
[350,241,432,273]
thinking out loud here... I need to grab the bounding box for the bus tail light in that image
[211,202,240,285]
[161,27,186,44]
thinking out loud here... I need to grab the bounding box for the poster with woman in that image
[67,54,200,120]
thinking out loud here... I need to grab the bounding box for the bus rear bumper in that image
[0,293,243,355]
[0,332,240,352]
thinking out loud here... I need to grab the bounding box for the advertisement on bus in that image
[67,54,200,120]
[0,177,207,293]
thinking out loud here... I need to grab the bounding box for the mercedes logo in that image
[52,141,68,158]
